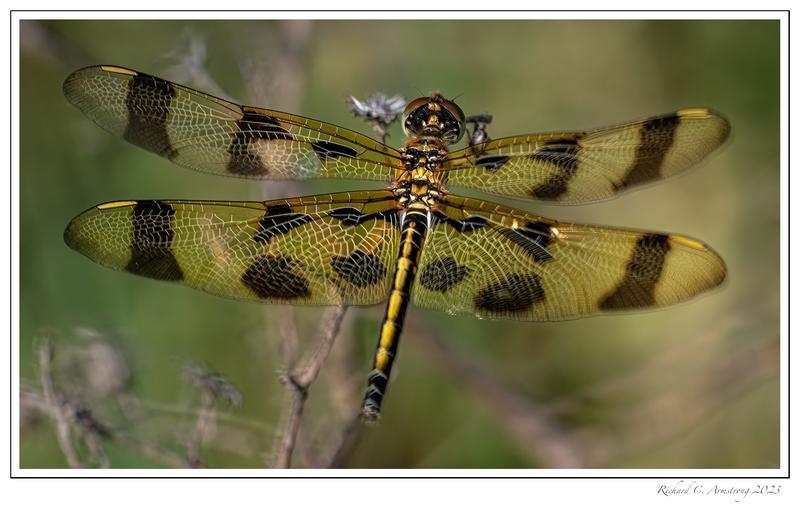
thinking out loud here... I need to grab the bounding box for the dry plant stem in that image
[79,421,109,468]
[272,379,307,469]
[272,305,348,468]
[407,322,584,468]
[186,392,216,468]
[37,339,83,468]
[372,123,388,143]
[326,413,364,468]
[22,389,186,468]
[125,396,272,433]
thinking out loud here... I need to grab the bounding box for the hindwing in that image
[65,190,401,305]
[413,195,726,320]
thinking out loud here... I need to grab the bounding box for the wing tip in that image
[63,213,87,254]
[669,234,728,288]
[63,65,139,101]
[678,107,732,143]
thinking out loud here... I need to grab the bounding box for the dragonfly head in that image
[402,94,465,144]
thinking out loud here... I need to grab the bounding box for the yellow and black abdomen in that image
[362,206,429,420]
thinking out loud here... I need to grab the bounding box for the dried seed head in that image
[346,93,406,128]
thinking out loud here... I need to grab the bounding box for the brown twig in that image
[325,413,364,468]
[74,408,110,468]
[272,305,348,468]
[22,387,186,468]
[185,391,215,468]
[37,338,83,468]
[181,364,243,467]
[120,395,272,434]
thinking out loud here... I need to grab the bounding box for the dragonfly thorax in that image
[400,141,445,170]
[397,139,449,196]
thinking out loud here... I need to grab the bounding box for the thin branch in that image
[37,338,83,468]
[181,364,242,468]
[74,407,110,468]
[119,395,272,434]
[295,306,349,387]
[185,391,215,468]
[272,305,348,468]
[325,413,364,468]
[22,388,186,468]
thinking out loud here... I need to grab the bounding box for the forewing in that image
[63,65,402,182]
[413,195,726,321]
[443,109,729,203]
[65,191,401,305]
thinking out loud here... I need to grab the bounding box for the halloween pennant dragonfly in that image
[63,65,729,420]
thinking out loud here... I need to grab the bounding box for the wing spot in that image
[227,110,293,176]
[312,140,358,160]
[328,207,399,227]
[125,201,184,281]
[254,204,313,243]
[419,257,469,292]
[123,73,178,159]
[241,254,310,300]
[599,233,671,310]
[474,273,545,313]
[331,250,387,287]
[474,155,510,171]
[615,115,680,190]
[430,212,488,232]
[498,220,554,262]
[529,137,582,200]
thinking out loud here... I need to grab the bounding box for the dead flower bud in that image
[346,93,406,128]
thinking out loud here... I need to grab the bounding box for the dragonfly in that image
[63,65,729,420]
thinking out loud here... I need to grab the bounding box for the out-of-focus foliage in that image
[19,19,779,469]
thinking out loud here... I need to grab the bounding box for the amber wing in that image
[64,190,402,306]
[413,195,726,320]
[443,109,729,204]
[63,65,403,182]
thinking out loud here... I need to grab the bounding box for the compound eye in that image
[438,99,466,143]
[403,97,430,117]
[440,99,466,125]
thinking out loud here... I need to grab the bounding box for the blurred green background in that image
[19,19,780,469]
